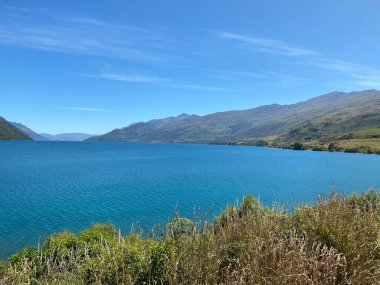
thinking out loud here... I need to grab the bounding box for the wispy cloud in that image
[212,30,380,88]
[85,72,227,91]
[5,6,30,13]
[85,73,172,83]
[162,83,228,92]
[310,58,370,74]
[56,16,108,27]
[0,10,170,61]
[213,31,316,57]
[60,107,113,112]
[3,7,379,91]
[354,76,380,88]
[310,58,380,88]
[209,68,308,82]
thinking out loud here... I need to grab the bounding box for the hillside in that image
[0,117,31,140]
[88,90,380,153]
[10,122,45,141]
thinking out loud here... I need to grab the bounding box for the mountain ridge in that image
[10,122,46,141]
[0,117,31,140]
[87,90,380,153]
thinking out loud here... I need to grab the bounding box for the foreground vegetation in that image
[1,190,379,284]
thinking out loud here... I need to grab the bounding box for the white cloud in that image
[213,30,380,89]
[3,8,379,91]
[85,72,227,91]
[87,73,172,83]
[0,11,169,61]
[310,58,380,88]
[60,107,113,112]
[214,31,316,57]
[162,83,228,91]
[57,16,108,27]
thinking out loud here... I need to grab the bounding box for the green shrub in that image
[312,145,324,151]
[215,205,239,229]
[165,217,195,239]
[293,141,303,150]
[43,231,79,260]
[240,195,260,214]
[79,224,116,244]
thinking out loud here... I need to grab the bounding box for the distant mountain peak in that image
[40,133,93,141]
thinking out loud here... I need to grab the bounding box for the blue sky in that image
[1,1,380,134]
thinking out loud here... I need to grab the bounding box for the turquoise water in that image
[0,141,379,258]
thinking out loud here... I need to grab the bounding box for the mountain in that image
[88,113,200,142]
[10,122,45,141]
[0,117,31,140]
[88,90,380,153]
[8,123,93,142]
[40,133,93,141]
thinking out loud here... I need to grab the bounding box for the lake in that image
[0,141,379,258]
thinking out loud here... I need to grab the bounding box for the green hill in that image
[0,117,31,140]
[88,90,380,154]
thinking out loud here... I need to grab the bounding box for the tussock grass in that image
[0,190,379,284]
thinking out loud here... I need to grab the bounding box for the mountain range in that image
[2,90,380,153]
[88,90,380,153]
[0,119,92,141]
[39,133,93,141]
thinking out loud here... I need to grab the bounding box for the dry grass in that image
[337,139,380,151]
[0,190,379,284]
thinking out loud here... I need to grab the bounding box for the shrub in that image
[311,145,324,151]
[254,140,268,147]
[293,141,303,150]
[240,195,260,214]
[165,217,195,239]
[43,231,79,260]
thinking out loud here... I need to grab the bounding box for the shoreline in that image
[2,139,380,156]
